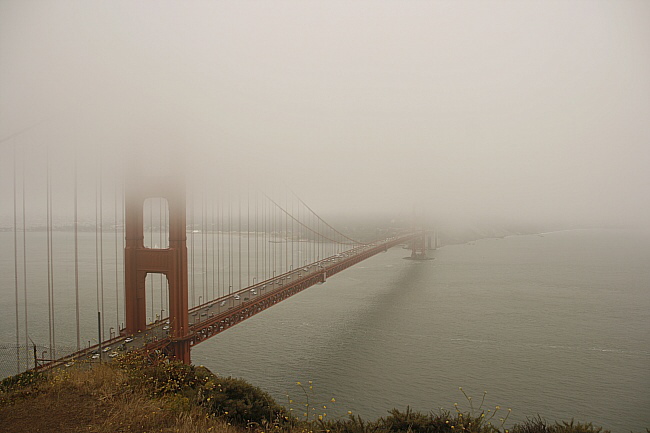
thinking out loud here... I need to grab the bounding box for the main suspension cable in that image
[291,191,367,245]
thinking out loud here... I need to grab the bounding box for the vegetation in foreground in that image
[0,353,639,433]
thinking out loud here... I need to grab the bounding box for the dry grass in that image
[0,363,239,433]
[1,359,626,433]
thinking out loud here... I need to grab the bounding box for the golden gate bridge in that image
[0,135,429,377]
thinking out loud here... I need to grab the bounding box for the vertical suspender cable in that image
[274,189,278,276]
[268,194,271,280]
[269,192,272,278]
[268,192,271,277]
[74,146,80,350]
[277,189,281,273]
[122,182,126,328]
[247,187,250,286]
[220,193,224,295]
[283,191,286,272]
[291,193,294,271]
[99,153,105,341]
[217,193,222,298]
[284,192,288,273]
[255,189,258,282]
[204,190,208,302]
[238,194,242,290]
[228,193,232,293]
[263,194,267,280]
[200,191,204,302]
[13,144,20,372]
[312,204,315,262]
[160,198,163,315]
[149,198,153,318]
[115,181,120,333]
[51,147,56,357]
[46,145,54,357]
[190,190,195,306]
[165,195,168,314]
[278,187,280,274]
[201,188,206,303]
[269,191,273,277]
[262,195,266,280]
[298,199,301,264]
[95,152,101,341]
[21,151,29,363]
[211,196,215,300]
[271,190,275,276]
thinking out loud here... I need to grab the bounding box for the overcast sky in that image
[1,1,649,228]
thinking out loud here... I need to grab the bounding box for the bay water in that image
[1,228,648,431]
[192,229,650,432]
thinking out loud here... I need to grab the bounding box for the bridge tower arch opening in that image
[124,175,191,363]
[144,272,169,324]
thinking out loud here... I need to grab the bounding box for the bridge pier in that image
[411,232,426,259]
[124,174,191,363]
[407,230,430,260]
[168,338,192,364]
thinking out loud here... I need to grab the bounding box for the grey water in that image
[1,228,649,431]
[192,229,650,432]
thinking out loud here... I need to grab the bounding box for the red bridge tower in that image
[124,175,191,363]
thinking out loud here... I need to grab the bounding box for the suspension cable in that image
[290,191,367,245]
[100,157,105,340]
[46,145,55,358]
[13,144,20,372]
[228,192,233,294]
[150,198,154,318]
[264,193,345,246]
[160,197,164,317]
[202,192,206,304]
[211,196,216,301]
[21,149,29,363]
[255,190,260,280]
[114,180,120,335]
[95,153,101,340]
[247,187,250,286]
[237,194,242,290]
[74,145,80,350]
[190,190,195,306]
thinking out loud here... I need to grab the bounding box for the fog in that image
[1,1,649,229]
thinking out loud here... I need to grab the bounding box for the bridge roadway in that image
[41,233,417,369]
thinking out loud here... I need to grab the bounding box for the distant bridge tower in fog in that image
[406,205,430,260]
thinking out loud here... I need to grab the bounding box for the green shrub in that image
[511,416,612,433]
[199,375,285,426]
[511,416,550,433]
[0,370,44,393]
[383,406,436,432]
[323,415,385,433]
[381,407,499,433]
[550,419,611,433]
[114,351,204,397]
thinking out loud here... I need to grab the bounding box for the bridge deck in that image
[37,233,416,370]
